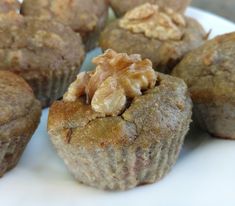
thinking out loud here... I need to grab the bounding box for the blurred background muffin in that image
[0,14,85,107]
[100,3,206,73]
[109,0,191,17]
[0,71,41,177]
[172,32,235,139]
[21,0,109,51]
[0,0,20,13]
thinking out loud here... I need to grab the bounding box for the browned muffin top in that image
[100,3,206,73]
[0,71,37,126]
[21,0,108,36]
[0,0,20,13]
[0,14,84,75]
[48,50,192,147]
[49,73,191,147]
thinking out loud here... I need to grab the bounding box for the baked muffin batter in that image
[0,14,85,107]
[21,0,109,50]
[172,32,235,139]
[100,3,206,73]
[0,0,20,13]
[0,71,41,177]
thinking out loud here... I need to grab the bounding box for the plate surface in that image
[1,7,235,206]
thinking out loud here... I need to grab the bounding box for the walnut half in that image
[119,3,186,41]
[64,49,157,116]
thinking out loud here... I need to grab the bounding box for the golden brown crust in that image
[48,99,105,133]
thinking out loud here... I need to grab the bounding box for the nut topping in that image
[119,3,186,41]
[91,77,127,116]
[64,49,157,116]
[64,72,90,102]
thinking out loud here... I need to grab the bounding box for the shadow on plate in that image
[178,121,212,161]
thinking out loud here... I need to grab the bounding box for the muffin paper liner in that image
[85,10,108,51]
[0,136,29,177]
[0,100,41,177]
[28,67,80,107]
[51,122,187,190]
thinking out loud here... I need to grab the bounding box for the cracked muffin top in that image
[0,71,39,126]
[0,13,84,75]
[118,3,186,41]
[0,0,20,13]
[48,50,192,148]
[172,32,235,104]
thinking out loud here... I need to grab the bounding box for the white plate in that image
[1,7,235,206]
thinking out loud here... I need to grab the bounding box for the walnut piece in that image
[64,72,90,102]
[64,49,157,116]
[119,3,186,41]
[91,77,127,116]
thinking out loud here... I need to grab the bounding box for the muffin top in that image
[100,3,206,72]
[0,0,20,13]
[0,71,39,126]
[48,50,192,148]
[172,32,235,104]
[0,13,84,75]
[21,0,108,36]
[109,0,191,17]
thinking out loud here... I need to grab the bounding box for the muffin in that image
[100,3,206,74]
[172,32,235,140]
[48,49,192,190]
[0,14,85,107]
[21,0,109,51]
[109,0,191,17]
[0,0,20,13]
[0,71,41,177]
